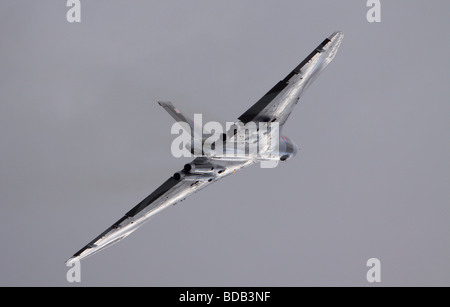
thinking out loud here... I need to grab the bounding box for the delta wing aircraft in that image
[67,31,343,263]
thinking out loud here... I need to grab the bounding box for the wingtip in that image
[329,31,344,40]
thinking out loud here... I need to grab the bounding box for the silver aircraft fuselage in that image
[67,31,343,263]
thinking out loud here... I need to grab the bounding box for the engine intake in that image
[173,171,215,182]
[183,163,224,174]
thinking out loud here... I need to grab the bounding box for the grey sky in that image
[0,1,449,286]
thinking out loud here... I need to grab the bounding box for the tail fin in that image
[158,101,196,132]
[158,101,207,141]
[159,101,210,156]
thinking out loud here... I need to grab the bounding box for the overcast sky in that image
[0,0,449,286]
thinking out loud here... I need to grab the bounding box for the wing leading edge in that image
[67,158,254,263]
[238,31,343,126]
[67,177,181,263]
